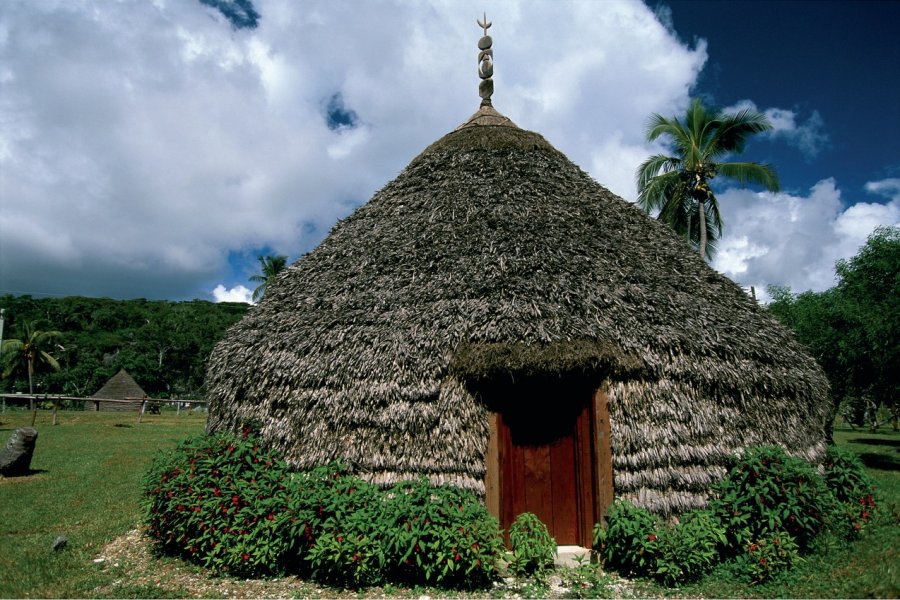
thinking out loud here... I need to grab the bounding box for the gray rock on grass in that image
[0,427,38,476]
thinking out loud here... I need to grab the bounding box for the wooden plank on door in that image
[484,412,500,519]
[575,400,596,546]
[549,433,578,545]
[524,445,554,530]
[593,388,615,524]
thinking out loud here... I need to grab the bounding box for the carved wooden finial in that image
[477,13,493,106]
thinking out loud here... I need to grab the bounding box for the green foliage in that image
[653,509,726,585]
[594,499,661,578]
[141,426,294,576]
[731,532,800,584]
[557,560,617,599]
[596,501,725,585]
[709,446,831,552]
[249,254,288,302]
[768,226,899,426]
[142,434,503,589]
[507,512,557,577]
[0,295,248,399]
[822,446,879,538]
[380,478,503,589]
[597,445,885,589]
[636,97,779,260]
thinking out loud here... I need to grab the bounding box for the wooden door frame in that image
[484,385,614,546]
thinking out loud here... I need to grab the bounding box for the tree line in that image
[768,226,899,429]
[0,295,248,401]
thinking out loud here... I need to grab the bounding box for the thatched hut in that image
[206,27,829,547]
[86,369,149,412]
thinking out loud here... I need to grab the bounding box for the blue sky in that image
[0,0,897,304]
[665,0,900,195]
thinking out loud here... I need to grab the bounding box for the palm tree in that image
[637,98,780,260]
[249,254,288,302]
[1,322,63,420]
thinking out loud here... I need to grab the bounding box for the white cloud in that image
[211,284,253,304]
[712,178,900,301]
[0,0,704,299]
[725,100,829,159]
[865,177,900,199]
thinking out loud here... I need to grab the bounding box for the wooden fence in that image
[0,394,207,425]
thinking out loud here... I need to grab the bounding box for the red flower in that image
[749,543,757,553]
[854,523,861,531]
[760,557,766,566]
[454,553,460,561]
[242,553,250,561]
[648,534,657,541]
[267,513,274,521]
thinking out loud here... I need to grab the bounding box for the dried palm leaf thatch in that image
[205,106,830,515]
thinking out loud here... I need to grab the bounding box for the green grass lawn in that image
[1,409,897,598]
[0,408,205,598]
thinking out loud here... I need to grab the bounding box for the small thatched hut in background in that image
[206,30,829,547]
[85,369,149,412]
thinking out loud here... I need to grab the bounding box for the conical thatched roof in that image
[87,369,149,412]
[205,105,830,515]
[93,369,148,400]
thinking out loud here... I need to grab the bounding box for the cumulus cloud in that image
[0,0,707,300]
[726,100,829,160]
[865,177,900,199]
[712,178,900,301]
[211,284,253,303]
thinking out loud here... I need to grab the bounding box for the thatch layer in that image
[86,369,149,412]
[205,108,830,514]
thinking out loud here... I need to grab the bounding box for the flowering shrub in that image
[141,426,295,576]
[142,434,503,588]
[822,446,878,538]
[732,531,800,584]
[708,446,832,552]
[594,499,662,578]
[654,509,727,585]
[596,501,724,585]
[381,478,504,589]
[507,512,557,577]
[596,446,878,587]
[286,464,386,586]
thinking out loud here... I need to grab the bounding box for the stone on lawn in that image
[0,427,38,476]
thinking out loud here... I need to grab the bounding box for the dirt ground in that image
[92,528,650,599]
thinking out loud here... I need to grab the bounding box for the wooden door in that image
[497,395,596,546]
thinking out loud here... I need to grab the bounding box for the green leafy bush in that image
[381,478,503,589]
[594,499,662,578]
[709,446,832,552]
[143,438,503,589]
[141,426,294,576]
[732,531,800,584]
[286,464,387,586]
[654,509,726,585]
[507,512,557,577]
[822,446,878,538]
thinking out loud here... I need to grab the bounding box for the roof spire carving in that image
[477,13,493,106]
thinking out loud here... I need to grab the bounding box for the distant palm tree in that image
[249,254,288,302]
[1,322,63,420]
[637,98,780,260]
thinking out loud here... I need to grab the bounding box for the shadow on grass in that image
[857,452,900,472]
[0,468,49,478]
[850,437,900,448]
